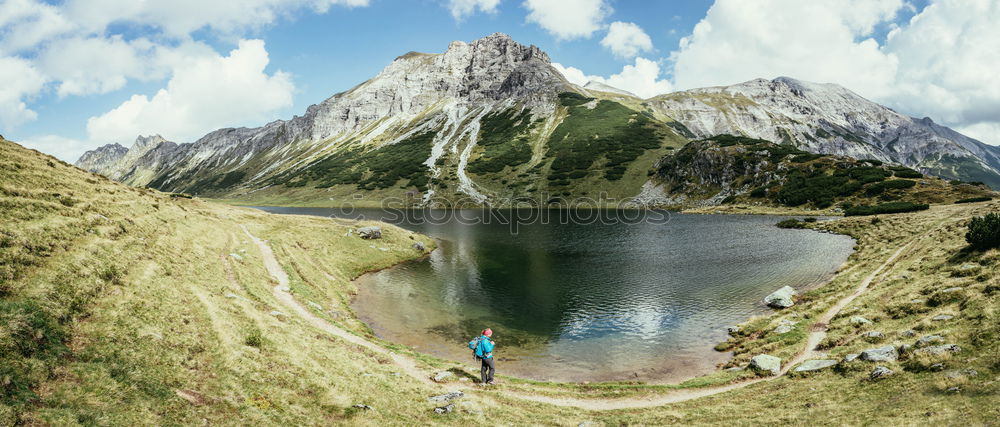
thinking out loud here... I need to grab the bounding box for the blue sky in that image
[2,0,996,161]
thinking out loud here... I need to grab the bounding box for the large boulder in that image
[764,286,796,309]
[750,354,782,376]
[358,226,382,240]
[859,345,898,362]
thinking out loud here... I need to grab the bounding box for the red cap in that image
[483,328,492,337]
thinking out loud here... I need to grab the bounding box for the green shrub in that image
[892,168,923,178]
[865,179,916,195]
[803,217,818,223]
[557,92,594,106]
[245,328,265,348]
[776,219,807,229]
[955,196,992,204]
[966,213,1000,250]
[749,187,767,198]
[844,202,929,216]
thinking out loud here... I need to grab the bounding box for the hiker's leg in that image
[480,358,488,383]
[486,357,495,383]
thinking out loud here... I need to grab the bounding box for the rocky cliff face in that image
[646,77,1000,187]
[76,143,127,176]
[75,34,1000,206]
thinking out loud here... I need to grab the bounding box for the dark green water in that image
[251,207,854,382]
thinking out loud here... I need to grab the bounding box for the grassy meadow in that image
[2,136,998,425]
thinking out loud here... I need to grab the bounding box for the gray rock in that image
[428,391,464,403]
[434,404,454,414]
[794,359,838,372]
[412,242,426,251]
[269,310,286,318]
[941,287,963,293]
[353,404,373,411]
[358,226,382,240]
[773,325,794,334]
[932,314,954,321]
[910,299,925,304]
[750,354,782,376]
[726,325,741,335]
[849,315,873,325]
[929,363,946,371]
[944,369,978,379]
[901,329,917,337]
[725,366,743,372]
[432,371,455,383]
[843,353,860,363]
[915,335,945,347]
[870,366,894,380]
[229,253,243,261]
[764,286,796,309]
[899,344,912,354]
[863,331,884,339]
[915,344,961,355]
[860,345,898,362]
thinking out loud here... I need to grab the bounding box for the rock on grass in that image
[750,354,782,376]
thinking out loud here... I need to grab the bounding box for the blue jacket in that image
[475,335,494,359]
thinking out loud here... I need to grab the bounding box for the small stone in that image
[750,354,782,376]
[929,363,946,371]
[224,293,238,299]
[901,330,917,337]
[915,344,961,355]
[910,299,925,304]
[269,310,286,318]
[726,325,741,335]
[413,242,426,251]
[944,369,978,379]
[860,345,898,362]
[764,286,796,309]
[773,325,794,334]
[941,287,963,293]
[794,359,838,372]
[870,366,894,380]
[358,226,382,240]
[863,331,884,339]
[307,301,323,311]
[932,314,954,321]
[432,371,455,383]
[915,335,945,347]
[434,404,454,414]
[843,353,860,363]
[229,253,243,261]
[849,316,873,325]
[946,387,961,393]
[726,367,743,372]
[428,391,464,403]
[352,404,373,411]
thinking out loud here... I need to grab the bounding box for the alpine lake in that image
[251,207,854,383]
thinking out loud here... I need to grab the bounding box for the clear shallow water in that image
[250,207,854,382]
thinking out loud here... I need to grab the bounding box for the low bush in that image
[966,212,1000,250]
[844,202,929,216]
[776,219,807,229]
[865,179,916,195]
[955,196,992,204]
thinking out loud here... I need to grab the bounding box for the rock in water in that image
[428,391,464,403]
[870,366,894,380]
[764,286,796,309]
[794,359,838,372]
[358,226,382,240]
[859,345,898,362]
[750,354,782,376]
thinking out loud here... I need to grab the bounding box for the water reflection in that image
[251,207,854,382]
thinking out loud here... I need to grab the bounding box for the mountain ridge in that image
[76,33,1000,205]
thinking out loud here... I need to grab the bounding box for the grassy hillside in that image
[3,136,998,425]
[654,135,995,211]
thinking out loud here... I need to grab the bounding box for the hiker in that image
[470,328,495,385]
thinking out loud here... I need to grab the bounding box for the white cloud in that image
[553,57,672,99]
[37,36,157,97]
[61,0,370,38]
[16,134,90,163]
[86,40,294,144]
[0,56,47,128]
[446,0,501,20]
[671,0,903,97]
[523,0,610,40]
[600,22,653,58]
[0,0,75,53]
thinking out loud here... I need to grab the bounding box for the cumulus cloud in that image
[553,57,672,99]
[523,0,610,40]
[671,0,903,97]
[0,56,47,128]
[446,0,501,20]
[17,134,90,163]
[86,40,294,144]
[600,21,653,58]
